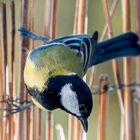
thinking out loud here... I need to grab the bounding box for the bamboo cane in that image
[134,0,140,140]
[122,0,135,140]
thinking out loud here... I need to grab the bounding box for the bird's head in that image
[47,73,93,132]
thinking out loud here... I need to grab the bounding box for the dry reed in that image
[122,0,135,140]
[73,0,88,139]
[102,1,125,140]
[97,75,109,140]
[15,0,29,140]
[44,0,58,140]
[134,0,140,139]
[0,2,8,140]
[0,0,140,140]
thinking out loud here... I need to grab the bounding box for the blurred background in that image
[0,0,139,140]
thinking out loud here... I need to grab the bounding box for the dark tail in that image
[91,32,140,66]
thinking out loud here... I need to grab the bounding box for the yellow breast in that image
[24,45,83,91]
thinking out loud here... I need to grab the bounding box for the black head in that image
[47,74,93,132]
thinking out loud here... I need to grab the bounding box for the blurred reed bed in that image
[0,0,140,140]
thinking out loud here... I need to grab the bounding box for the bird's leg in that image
[0,97,33,116]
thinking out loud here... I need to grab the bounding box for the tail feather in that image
[18,27,50,43]
[90,32,140,66]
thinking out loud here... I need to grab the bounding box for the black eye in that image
[79,104,86,111]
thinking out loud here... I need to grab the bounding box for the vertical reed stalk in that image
[73,0,88,139]
[102,1,125,140]
[15,0,29,140]
[68,115,73,140]
[44,0,53,38]
[46,111,53,140]
[44,0,58,140]
[122,0,135,140]
[98,75,108,140]
[69,0,80,139]
[50,0,57,39]
[28,0,35,140]
[0,2,8,140]
[134,0,140,139]
[44,2,53,140]
[30,107,34,140]
[9,1,16,140]
[0,38,3,139]
[76,0,87,33]
[73,0,79,34]
[10,0,15,97]
[0,4,5,139]
[38,109,42,140]
[97,1,111,140]
[26,1,35,140]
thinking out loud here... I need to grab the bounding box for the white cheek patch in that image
[60,83,81,117]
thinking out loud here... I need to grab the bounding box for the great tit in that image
[19,27,140,132]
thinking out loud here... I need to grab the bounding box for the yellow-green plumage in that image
[24,45,84,92]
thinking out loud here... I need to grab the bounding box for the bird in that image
[18,27,140,132]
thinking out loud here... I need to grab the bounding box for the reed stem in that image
[25,1,35,140]
[44,0,58,140]
[102,1,125,140]
[0,3,4,139]
[122,0,135,140]
[100,0,119,40]
[9,1,16,139]
[134,0,140,139]
[73,0,88,139]
[97,75,109,140]
[16,0,29,140]
[68,115,73,140]
[0,2,8,140]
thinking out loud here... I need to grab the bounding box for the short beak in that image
[79,117,88,132]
